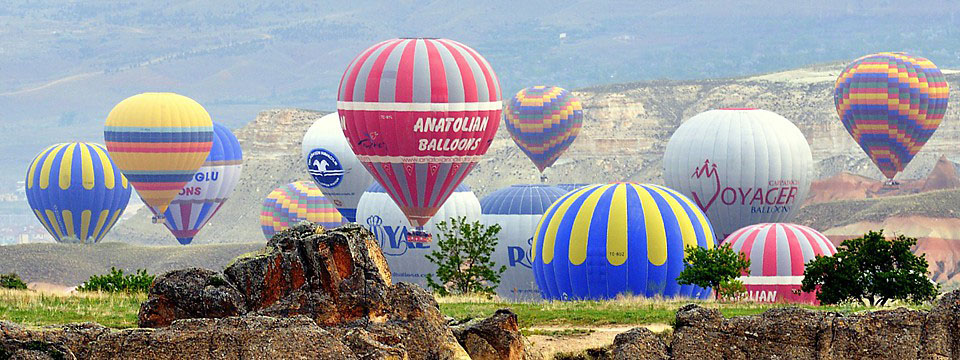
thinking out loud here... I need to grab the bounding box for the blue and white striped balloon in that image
[480,184,567,300]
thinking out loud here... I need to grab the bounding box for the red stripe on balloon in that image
[364,40,403,102]
[438,39,478,103]
[783,224,805,276]
[341,40,392,102]
[451,39,498,101]
[394,39,418,103]
[762,225,779,277]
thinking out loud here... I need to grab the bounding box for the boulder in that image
[922,289,960,359]
[609,327,669,360]
[451,309,538,360]
[0,339,76,360]
[223,224,393,325]
[829,308,925,359]
[138,267,246,328]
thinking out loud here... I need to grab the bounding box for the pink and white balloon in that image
[723,223,837,304]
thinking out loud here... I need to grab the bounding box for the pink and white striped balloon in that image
[723,223,837,304]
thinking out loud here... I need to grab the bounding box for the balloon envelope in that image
[505,86,583,172]
[260,181,344,239]
[723,223,837,304]
[532,183,715,300]
[25,142,132,243]
[104,92,213,215]
[480,184,567,300]
[663,109,813,239]
[356,183,481,288]
[155,123,243,245]
[834,52,949,180]
[302,112,374,222]
[338,38,501,228]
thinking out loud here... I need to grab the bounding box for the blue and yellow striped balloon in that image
[532,183,715,300]
[24,142,132,243]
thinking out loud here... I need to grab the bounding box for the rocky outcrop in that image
[0,338,76,360]
[138,267,246,328]
[134,223,468,360]
[451,309,540,360]
[608,327,668,360]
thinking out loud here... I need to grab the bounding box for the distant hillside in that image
[0,242,262,286]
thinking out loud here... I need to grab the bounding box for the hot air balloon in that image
[302,112,374,223]
[723,223,838,304]
[151,123,242,245]
[24,142,132,243]
[356,183,481,288]
[505,86,583,177]
[104,93,213,222]
[260,181,344,239]
[338,38,501,242]
[663,109,813,239]
[532,183,715,300]
[834,52,950,182]
[480,184,567,300]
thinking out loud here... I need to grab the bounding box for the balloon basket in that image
[151,215,166,224]
[540,174,547,183]
[882,179,901,189]
[407,229,432,244]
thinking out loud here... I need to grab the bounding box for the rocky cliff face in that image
[111,65,960,245]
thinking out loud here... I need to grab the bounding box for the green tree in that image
[77,267,155,293]
[801,230,939,306]
[425,217,506,297]
[676,243,751,300]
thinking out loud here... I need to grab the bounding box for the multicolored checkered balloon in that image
[260,181,344,239]
[505,86,583,172]
[834,52,950,180]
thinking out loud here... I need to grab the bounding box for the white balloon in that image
[480,185,567,301]
[663,109,813,239]
[356,183,481,288]
[302,112,374,222]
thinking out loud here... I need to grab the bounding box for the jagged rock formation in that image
[451,309,540,360]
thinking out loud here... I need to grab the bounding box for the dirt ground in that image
[526,323,671,358]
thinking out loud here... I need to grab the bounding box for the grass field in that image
[0,289,927,330]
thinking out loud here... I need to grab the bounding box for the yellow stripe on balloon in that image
[39,144,68,190]
[62,210,75,239]
[33,209,55,239]
[90,210,110,242]
[533,197,565,263]
[44,210,63,240]
[80,210,91,242]
[648,186,697,254]
[632,184,666,266]
[657,185,714,249]
[606,184,628,266]
[26,144,57,190]
[569,184,611,266]
[543,186,592,265]
[98,210,122,242]
[58,143,77,190]
[89,144,115,190]
[108,153,211,171]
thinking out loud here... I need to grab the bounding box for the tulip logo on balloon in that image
[307,148,345,188]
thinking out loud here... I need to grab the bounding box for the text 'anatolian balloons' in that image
[532,183,715,300]
[834,52,949,180]
[302,112,374,223]
[337,38,501,231]
[25,142,131,243]
[663,109,813,239]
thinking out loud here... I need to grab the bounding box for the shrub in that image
[0,273,28,290]
[676,243,751,300]
[77,267,155,293]
[425,216,506,297]
[801,230,939,306]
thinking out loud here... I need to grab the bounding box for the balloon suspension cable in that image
[407,227,432,244]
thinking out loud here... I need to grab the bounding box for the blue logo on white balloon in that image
[307,148,344,188]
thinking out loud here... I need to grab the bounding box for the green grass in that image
[0,289,930,330]
[0,289,145,328]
